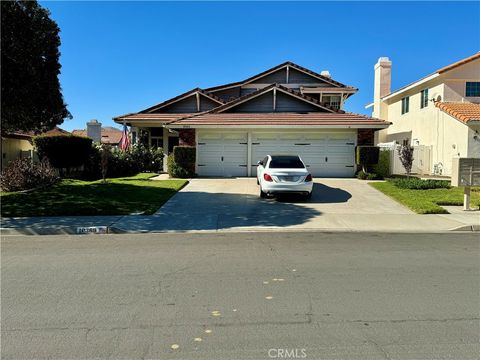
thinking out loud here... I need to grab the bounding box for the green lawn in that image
[370,181,480,214]
[0,173,188,217]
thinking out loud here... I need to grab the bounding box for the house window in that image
[401,96,410,114]
[131,131,137,145]
[420,89,429,108]
[466,82,480,97]
[150,137,163,148]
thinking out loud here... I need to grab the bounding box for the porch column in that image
[163,127,169,173]
[247,132,252,177]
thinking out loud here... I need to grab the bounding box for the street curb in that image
[1,226,126,236]
[449,224,480,232]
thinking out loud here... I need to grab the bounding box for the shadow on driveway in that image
[115,190,329,232]
[271,183,352,204]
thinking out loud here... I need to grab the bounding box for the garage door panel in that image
[251,131,356,178]
[197,132,247,177]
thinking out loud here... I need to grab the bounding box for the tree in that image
[1,0,71,134]
[398,144,414,178]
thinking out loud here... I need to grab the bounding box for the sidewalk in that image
[2,209,478,235]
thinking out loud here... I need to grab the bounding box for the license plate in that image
[282,176,297,182]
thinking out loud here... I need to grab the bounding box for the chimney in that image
[320,70,331,78]
[87,119,102,143]
[373,57,391,119]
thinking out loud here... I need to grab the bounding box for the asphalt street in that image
[1,231,479,359]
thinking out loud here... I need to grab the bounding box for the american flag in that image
[119,124,130,151]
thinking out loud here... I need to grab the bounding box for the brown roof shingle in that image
[435,102,480,124]
[170,112,389,128]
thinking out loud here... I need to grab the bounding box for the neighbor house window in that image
[466,82,480,97]
[420,89,429,108]
[401,96,410,114]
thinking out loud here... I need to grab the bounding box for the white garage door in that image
[251,132,356,177]
[197,132,248,177]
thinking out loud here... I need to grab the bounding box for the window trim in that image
[466,82,480,97]
[420,88,429,109]
[401,96,410,115]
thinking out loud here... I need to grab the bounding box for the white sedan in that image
[257,155,313,198]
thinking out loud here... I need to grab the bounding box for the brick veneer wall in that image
[178,129,195,146]
[357,129,375,146]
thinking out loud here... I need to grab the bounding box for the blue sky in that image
[42,1,479,131]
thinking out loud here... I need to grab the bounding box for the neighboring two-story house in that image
[369,53,480,176]
[114,62,389,177]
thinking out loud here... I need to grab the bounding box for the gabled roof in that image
[139,88,224,113]
[113,113,195,124]
[204,61,351,93]
[3,127,70,139]
[383,53,480,100]
[435,102,480,124]
[437,52,480,74]
[209,83,339,114]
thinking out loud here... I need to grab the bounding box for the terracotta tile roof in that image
[4,127,69,139]
[170,112,389,128]
[72,127,123,144]
[437,53,480,74]
[435,102,480,124]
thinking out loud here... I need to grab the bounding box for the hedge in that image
[168,146,196,178]
[34,135,92,169]
[356,146,380,166]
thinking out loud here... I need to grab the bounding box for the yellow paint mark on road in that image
[205,329,212,334]
[263,281,269,284]
[194,337,202,342]
[171,344,179,350]
[265,296,273,300]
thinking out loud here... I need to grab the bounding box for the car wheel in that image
[260,188,267,198]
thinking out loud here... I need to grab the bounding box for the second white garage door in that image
[251,132,356,177]
[196,131,356,178]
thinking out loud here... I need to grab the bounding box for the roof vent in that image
[320,70,331,78]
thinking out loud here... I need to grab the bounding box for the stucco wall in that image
[468,125,480,158]
[1,137,33,170]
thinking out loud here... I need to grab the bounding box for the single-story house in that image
[114,62,390,177]
[1,127,69,170]
[72,120,123,146]
[368,53,480,176]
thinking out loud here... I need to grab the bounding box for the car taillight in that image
[305,174,313,182]
[263,173,273,182]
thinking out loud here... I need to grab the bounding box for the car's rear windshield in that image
[269,156,305,169]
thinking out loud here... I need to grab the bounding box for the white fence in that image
[380,145,432,176]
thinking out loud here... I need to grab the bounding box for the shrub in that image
[372,150,390,179]
[357,170,368,180]
[129,144,164,173]
[356,146,380,173]
[0,159,60,192]
[168,146,195,178]
[388,178,451,190]
[397,145,414,177]
[107,147,139,178]
[34,135,92,170]
[366,173,380,180]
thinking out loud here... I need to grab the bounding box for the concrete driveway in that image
[115,177,472,233]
